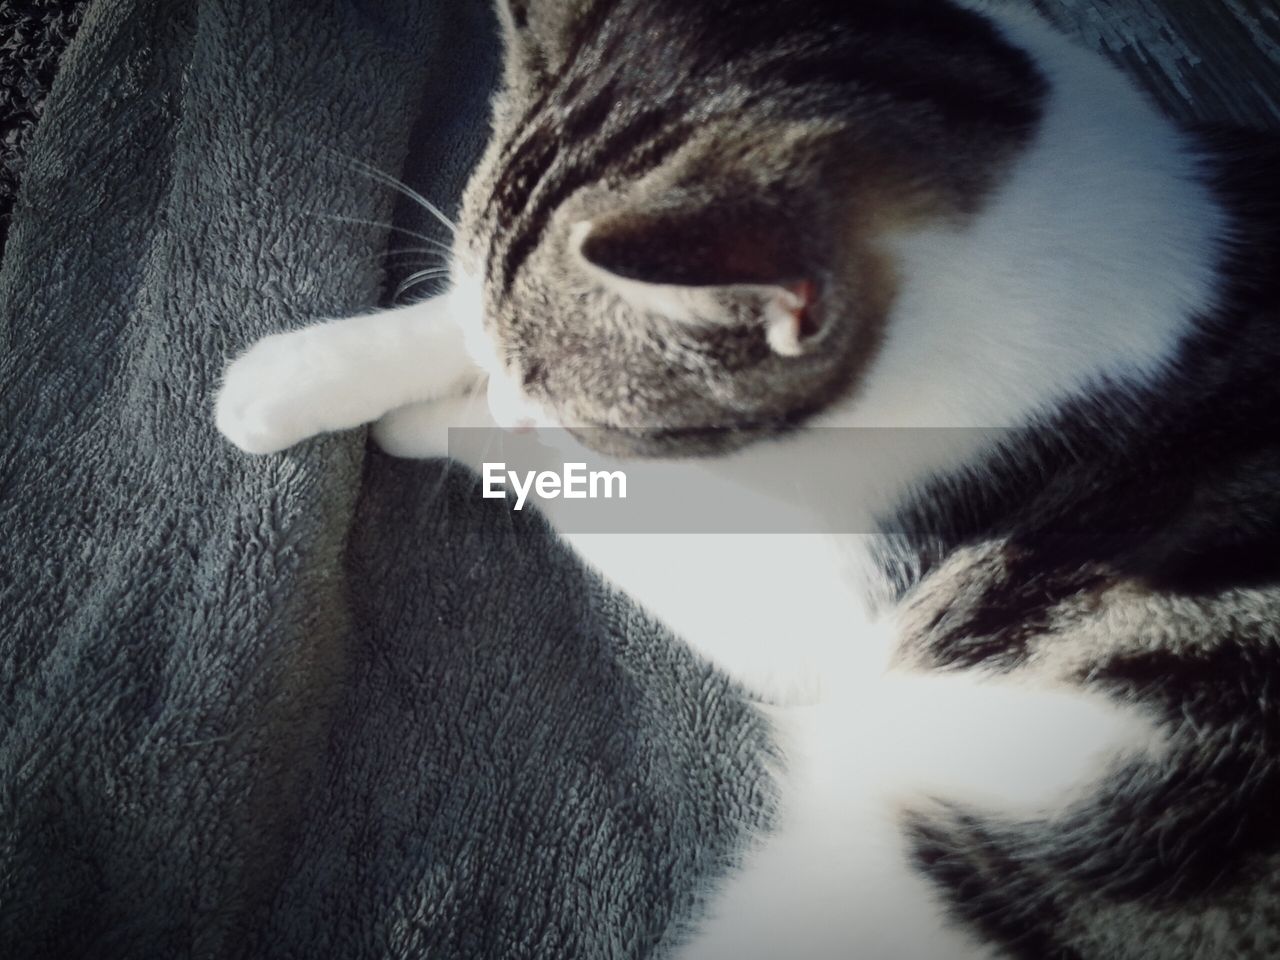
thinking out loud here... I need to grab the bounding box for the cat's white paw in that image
[216,331,368,454]
[217,293,488,455]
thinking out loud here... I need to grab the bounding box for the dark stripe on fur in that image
[899,545,1114,672]
[755,27,1043,132]
[907,811,1085,960]
[880,127,1280,610]
[910,634,1280,910]
[496,108,687,292]
[897,126,1280,956]
[488,0,1044,291]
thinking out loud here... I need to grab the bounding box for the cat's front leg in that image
[216,289,482,454]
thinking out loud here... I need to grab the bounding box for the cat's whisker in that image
[402,236,455,257]
[321,146,459,238]
[354,247,450,270]
[380,240,454,262]
[294,139,482,276]
[393,268,453,303]
[383,246,448,260]
[301,210,454,251]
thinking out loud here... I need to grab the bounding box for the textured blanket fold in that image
[0,2,768,956]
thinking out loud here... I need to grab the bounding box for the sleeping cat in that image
[215,0,1280,956]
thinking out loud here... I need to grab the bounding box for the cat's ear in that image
[576,199,812,289]
[494,0,595,82]
[574,198,824,356]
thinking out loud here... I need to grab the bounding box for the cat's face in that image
[454,0,1045,456]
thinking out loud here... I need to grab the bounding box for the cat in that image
[215,0,1280,957]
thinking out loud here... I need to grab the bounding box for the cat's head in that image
[454,0,1046,456]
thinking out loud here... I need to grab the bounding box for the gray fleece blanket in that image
[0,1,772,956]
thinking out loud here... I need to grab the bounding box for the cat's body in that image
[216,1,1280,956]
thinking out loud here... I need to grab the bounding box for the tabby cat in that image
[216,0,1280,956]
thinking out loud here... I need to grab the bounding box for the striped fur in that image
[883,124,1280,960]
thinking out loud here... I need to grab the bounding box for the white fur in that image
[674,674,1158,960]
[829,4,1225,434]
[216,284,484,455]
[214,6,1221,956]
